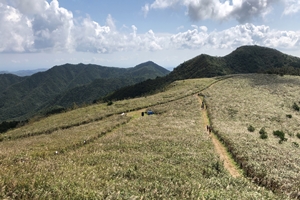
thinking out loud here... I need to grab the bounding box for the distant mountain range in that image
[106,45,300,101]
[0,68,48,76]
[0,61,169,122]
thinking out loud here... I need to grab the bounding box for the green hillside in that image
[0,62,169,122]
[42,78,137,109]
[1,74,297,199]
[106,45,300,101]
[0,74,25,92]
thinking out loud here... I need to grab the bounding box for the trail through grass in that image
[0,77,288,199]
[203,74,300,198]
[197,94,241,178]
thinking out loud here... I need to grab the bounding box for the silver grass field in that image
[0,75,296,199]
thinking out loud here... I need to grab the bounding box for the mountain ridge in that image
[105,45,300,101]
[0,62,169,122]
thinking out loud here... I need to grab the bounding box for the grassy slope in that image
[203,74,300,198]
[0,77,284,199]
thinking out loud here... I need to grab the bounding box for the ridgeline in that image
[106,45,300,101]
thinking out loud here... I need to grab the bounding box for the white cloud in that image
[150,0,181,9]
[199,26,208,32]
[105,14,116,31]
[283,0,300,15]
[143,0,291,23]
[0,3,33,52]
[0,0,74,53]
[12,0,47,15]
[142,3,150,17]
[0,0,300,57]
[169,23,300,51]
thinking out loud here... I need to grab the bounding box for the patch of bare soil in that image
[196,94,241,178]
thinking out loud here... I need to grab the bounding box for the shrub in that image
[247,125,255,132]
[297,133,300,139]
[107,101,113,106]
[260,133,268,139]
[286,114,292,118]
[45,105,65,116]
[259,127,268,139]
[273,130,287,143]
[259,127,266,135]
[292,102,300,111]
[0,120,25,133]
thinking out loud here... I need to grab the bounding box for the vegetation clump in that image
[0,120,27,133]
[107,101,113,106]
[259,127,268,139]
[292,102,299,111]
[286,114,292,118]
[273,130,287,143]
[247,125,255,132]
[296,133,300,139]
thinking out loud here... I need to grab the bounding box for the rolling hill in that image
[106,45,300,101]
[0,61,169,122]
[1,74,298,199]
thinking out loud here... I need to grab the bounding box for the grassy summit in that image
[0,75,296,199]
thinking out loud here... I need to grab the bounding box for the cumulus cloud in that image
[0,0,74,52]
[12,0,47,15]
[0,2,33,52]
[169,23,300,51]
[0,0,300,56]
[0,0,167,54]
[143,0,300,23]
[31,0,74,52]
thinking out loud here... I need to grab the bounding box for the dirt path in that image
[197,95,241,178]
[126,109,145,119]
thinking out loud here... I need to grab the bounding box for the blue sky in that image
[1,0,300,71]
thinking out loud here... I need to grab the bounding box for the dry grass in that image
[0,78,218,142]
[203,74,300,198]
[0,77,287,199]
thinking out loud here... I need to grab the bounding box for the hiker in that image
[208,126,212,133]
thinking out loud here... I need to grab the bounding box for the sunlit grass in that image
[0,77,218,142]
[0,77,287,199]
[204,74,300,198]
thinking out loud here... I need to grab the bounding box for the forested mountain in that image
[106,45,300,100]
[0,61,169,122]
[0,74,25,92]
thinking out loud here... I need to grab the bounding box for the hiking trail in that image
[197,94,241,178]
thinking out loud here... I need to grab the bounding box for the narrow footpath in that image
[197,94,241,178]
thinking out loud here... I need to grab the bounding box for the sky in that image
[1,0,300,71]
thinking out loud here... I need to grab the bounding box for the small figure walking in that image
[208,126,212,133]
